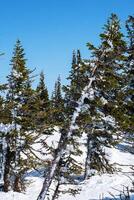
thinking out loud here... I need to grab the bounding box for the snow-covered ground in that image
[0,145,134,200]
[0,130,134,200]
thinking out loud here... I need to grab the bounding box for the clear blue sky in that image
[0,0,134,94]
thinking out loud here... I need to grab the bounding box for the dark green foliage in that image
[63,50,87,116]
[0,96,5,123]
[51,76,64,125]
[36,71,50,127]
[122,16,134,141]
[82,13,127,178]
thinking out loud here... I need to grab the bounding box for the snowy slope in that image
[0,131,134,200]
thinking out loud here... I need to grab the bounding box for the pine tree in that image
[82,13,127,179]
[3,40,37,192]
[51,76,64,125]
[122,16,134,144]
[62,50,92,181]
[63,50,88,117]
[4,40,28,191]
[36,71,50,128]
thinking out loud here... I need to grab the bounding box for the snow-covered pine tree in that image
[62,50,88,171]
[83,13,127,179]
[3,40,39,192]
[63,50,88,117]
[18,78,43,168]
[4,40,29,191]
[34,71,54,163]
[122,16,134,145]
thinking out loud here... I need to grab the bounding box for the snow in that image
[70,76,95,130]
[0,132,134,200]
[83,61,90,66]
[20,127,61,162]
[0,123,21,133]
[12,69,23,79]
[88,88,94,100]
[102,115,115,126]
[100,97,108,105]
[107,40,113,48]
[0,123,14,133]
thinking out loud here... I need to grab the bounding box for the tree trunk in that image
[51,181,60,200]
[13,175,21,192]
[37,132,67,200]
[84,134,91,180]
[3,146,12,192]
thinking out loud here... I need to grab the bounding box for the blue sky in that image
[0,0,134,94]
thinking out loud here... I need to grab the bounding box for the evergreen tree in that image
[82,13,127,178]
[122,16,134,144]
[36,71,50,128]
[62,50,92,180]
[63,49,88,117]
[51,76,64,125]
[3,40,37,192]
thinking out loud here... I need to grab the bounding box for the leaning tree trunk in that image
[51,157,64,200]
[51,180,60,200]
[37,132,67,200]
[37,66,97,200]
